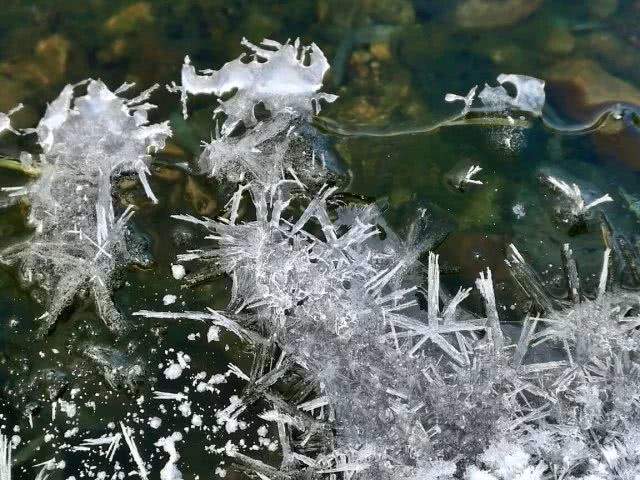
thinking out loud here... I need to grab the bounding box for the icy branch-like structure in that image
[120,422,149,480]
[543,175,613,217]
[133,38,640,479]
[79,434,121,462]
[444,86,477,115]
[169,39,338,191]
[167,185,508,476]
[1,80,171,336]
[169,183,614,478]
[501,246,640,480]
[449,164,483,192]
[461,165,483,185]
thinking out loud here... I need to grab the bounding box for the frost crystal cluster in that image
[170,38,338,189]
[1,36,639,480]
[134,39,640,479]
[2,80,171,335]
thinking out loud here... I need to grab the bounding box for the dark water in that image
[0,0,639,478]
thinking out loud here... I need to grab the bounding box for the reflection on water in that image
[1,0,640,478]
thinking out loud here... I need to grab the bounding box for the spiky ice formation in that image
[140,183,556,478]
[541,174,613,222]
[135,39,640,480]
[141,39,542,478]
[2,80,171,336]
[196,113,334,190]
[169,38,338,191]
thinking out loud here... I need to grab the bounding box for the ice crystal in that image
[0,104,23,136]
[154,43,640,479]
[120,422,149,480]
[1,80,171,336]
[0,435,10,480]
[196,113,329,189]
[460,165,483,187]
[155,433,183,480]
[144,181,534,477]
[172,39,338,191]
[478,74,546,116]
[79,434,121,462]
[135,40,565,479]
[448,164,484,192]
[83,345,144,390]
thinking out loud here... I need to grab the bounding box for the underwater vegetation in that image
[0,28,640,480]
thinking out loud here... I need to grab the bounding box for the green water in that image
[1,0,640,478]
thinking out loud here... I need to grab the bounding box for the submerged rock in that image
[543,24,575,56]
[332,48,422,126]
[361,0,416,25]
[0,33,70,108]
[591,126,640,172]
[587,0,618,19]
[185,177,217,216]
[317,0,415,25]
[455,0,543,29]
[33,35,70,85]
[545,59,640,170]
[584,32,640,83]
[546,58,640,119]
[104,2,154,35]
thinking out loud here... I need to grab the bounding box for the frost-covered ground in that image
[0,37,639,480]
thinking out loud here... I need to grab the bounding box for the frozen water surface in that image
[1,2,640,480]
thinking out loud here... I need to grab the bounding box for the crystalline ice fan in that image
[1,79,171,336]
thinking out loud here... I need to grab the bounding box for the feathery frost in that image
[1,80,170,336]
